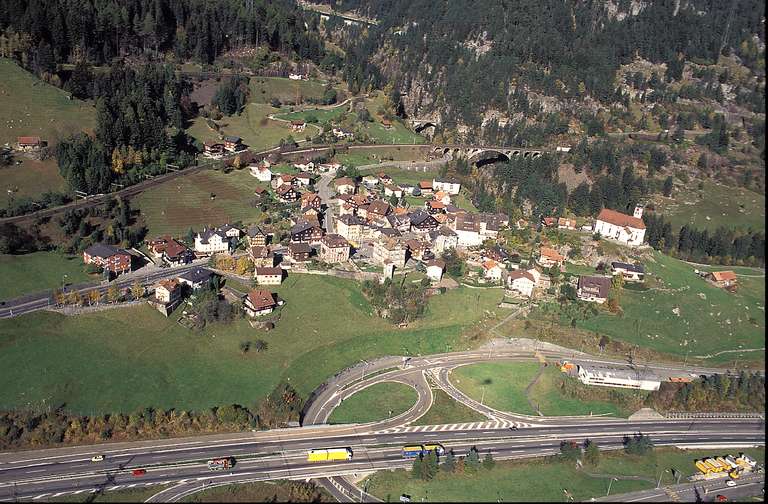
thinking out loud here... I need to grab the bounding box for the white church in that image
[593,206,646,246]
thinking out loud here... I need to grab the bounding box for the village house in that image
[336,214,367,244]
[482,259,504,282]
[362,175,379,187]
[418,180,433,196]
[253,186,267,199]
[320,234,350,263]
[377,173,393,184]
[537,247,566,269]
[287,242,311,262]
[577,275,612,304]
[318,162,341,173]
[276,184,301,203]
[290,120,306,132]
[301,192,323,212]
[244,289,277,317]
[290,221,324,244]
[288,72,305,80]
[541,216,557,228]
[708,270,738,288]
[386,213,412,233]
[558,217,577,230]
[478,213,508,238]
[593,206,646,246]
[507,270,537,298]
[362,200,393,225]
[295,172,315,187]
[218,224,241,240]
[334,177,357,194]
[223,135,242,152]
[381,119,393,129]
[272,173,296,189]
[332,127,355,140]
[483,245,510,264]
[194,228,232,255]
[405,239,430,261]
[83,243,132,275]
[383,184,403,199]
[254,266,284,285]
[611,262,645,282]
[453,212,482,247]
[426,259,446,282]
[246,225,268,247]
[177,267,214,290]
[203,140,225,157]
[433,190,451,205]
[409,210,440,233]
[16,136,44,151]
[432,177,461,195]
[426,200,446,214]
[429,226,459,254]
[249,245,275,268]
[293,159,315,171]
[373,238,407,268]
[250,163,273,182]
[155,278,182,306]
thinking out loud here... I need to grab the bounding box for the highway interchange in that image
[0,341,764,502]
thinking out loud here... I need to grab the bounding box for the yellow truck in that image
[307,448,353,462]
[695,460,712,474]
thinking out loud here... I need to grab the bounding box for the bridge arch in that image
[468,149,511,166]
[414,122,437,134]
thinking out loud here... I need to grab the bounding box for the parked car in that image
[131,469,147,477]
[726,480,736,487]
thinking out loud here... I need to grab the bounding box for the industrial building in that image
[576,364,661,391]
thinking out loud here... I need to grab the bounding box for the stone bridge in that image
[433,144,545,162]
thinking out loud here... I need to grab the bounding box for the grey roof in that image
[197,228,228,244]
[409,210,436,226]
[84,243,128,259]
[577,363,660,382]
[611,262,645,273]
[223,135,241,143]
[338,214,365,226]
[379,228,402,238]
[178,267,213,284]
[290,221,319,235]
[247,225,266,237]
[578,275,612,298]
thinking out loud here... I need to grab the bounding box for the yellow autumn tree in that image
[111,148,125,174]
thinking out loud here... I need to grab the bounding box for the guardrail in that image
[665,412,765,419]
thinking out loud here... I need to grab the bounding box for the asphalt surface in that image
[595,472,765,502]
[0,420,763,501]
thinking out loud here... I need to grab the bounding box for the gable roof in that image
[255,266,282,276]
[367,199,392,216]
[711,270,737,282]
[578,275,612,298]
[246,290,276,311]
[178,267,213,284]
[249,245,270,258]
[540,247,565,262]
[322,233,349,248]
[247,225,266,237]
[334,177,355,187]
[84,243,129,259]
[288,242,311,254]
[509,270,535,282]
[596,208,645,229]
[611,261,644,273]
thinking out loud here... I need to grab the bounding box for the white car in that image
[725,480,736,487]
[90,455,105,462]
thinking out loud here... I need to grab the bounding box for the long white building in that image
[576,364,661,391]
[593,206,646,246]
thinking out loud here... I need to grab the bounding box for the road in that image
[595,472,765,502]
[317,171,337,233]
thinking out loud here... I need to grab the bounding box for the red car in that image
[716,496,728,502]
[131,469,147,477]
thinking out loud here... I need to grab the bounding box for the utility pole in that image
[606,478,618,496]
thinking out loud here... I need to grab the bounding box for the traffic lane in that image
[1,419,763,477]
[2,437,763,502]
[608,474,765,502]
[1,429,762,493]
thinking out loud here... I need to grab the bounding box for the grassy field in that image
[577,251,765,365]
[452,362,540,415]
[328,382,417,424]
[0,275,505,414]
[0,252,94,300]
[337,146,431,168]
[135,168,263,237]
[0,158,68,206]
[413,389,487,426]
[365,448,765,502]
[274,104,347,124]
[652,179,765,231]
[0,59,96,146]
[249,77,329,105]
[180,480,333,502]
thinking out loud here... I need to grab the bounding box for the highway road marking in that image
[31,494,50,500]
[106,486,123,491]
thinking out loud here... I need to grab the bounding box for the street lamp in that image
[656,468,670,489]
[606,478,618,496]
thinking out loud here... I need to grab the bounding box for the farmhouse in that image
[177,267,214,290]
[16,136,43,151]
[332,127,355,140]
[482,260,504,282]
[254,267,284,285]
[276,184,301,203]
[594,207,646,246]
[293,159,315,171]
[334,177,357,194]
[203,141,225,157]
[507,270,536,298]
[295,172,315,187]
[287,242,311,262]
[272,173,296,189]
[418,180,433,195]
[83,243,132,275]
[194,228,231,255]
[432,177,461,195]
[290,120,306,132]
[537,247,565,268]
[290,221,324,244]
[708,270,738,288]
[426,259,446,282]
[577,275,612,304]
[244,289,277,317]
[320,234,350,263]
[250,164,272,182]
[557,217,577,230]
[611,262,645,282]
[223,135,242,152]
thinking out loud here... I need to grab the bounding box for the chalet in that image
[558,217,577,230]
[377,173,393,184]
[410,210,439,233]
[287,242,311,262]
[272,173,296,189]
[482,260,504,282]
[334,177,356,194]
[295,172,315,187]
[203,140,225,157]
[386,213,412,233]
[577,275,612,304]
[293,159,315,171]
[177,267,214,290]
[383,184,403,198]
[319,234,350,263]
[507,270,537,298]
[244,290,277,317]
[249,245,275,268]
[332,127,355,140]
[432,177,461,195]
[399,183,416,195]
[148,235,174,258]
[418,180,433,196]
[290,221,324,244]
[429,226,459,254]
[83,243,132,275]
[194,228,231,255]
[290,120,306,132]
[218,224,241,240]
[364,200,392,223]
[253,186,267,198]
[594,206,646,246]
[276,184,301,203]
[483,245,510,264]
[254,267,284,285]
[16,136,43,151]
[155,279,182,306]
[541,216,557,228]
[246,225,268,247]
[537,247,565,268]
[453,212,482,246]
[362,175,379,187]
[250,164,273,182]
[336,214,366,244]
[318,162,341,172]
[223,136,242,152]
[426,259,445,282]
[433,190,451,205]
[708,270,738,288]
[162,239,194,265]
[301,192,323,211]
[373,238,407,268]
[405,239,430,260]
[426,200,446,214]
[611,262,645,282]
